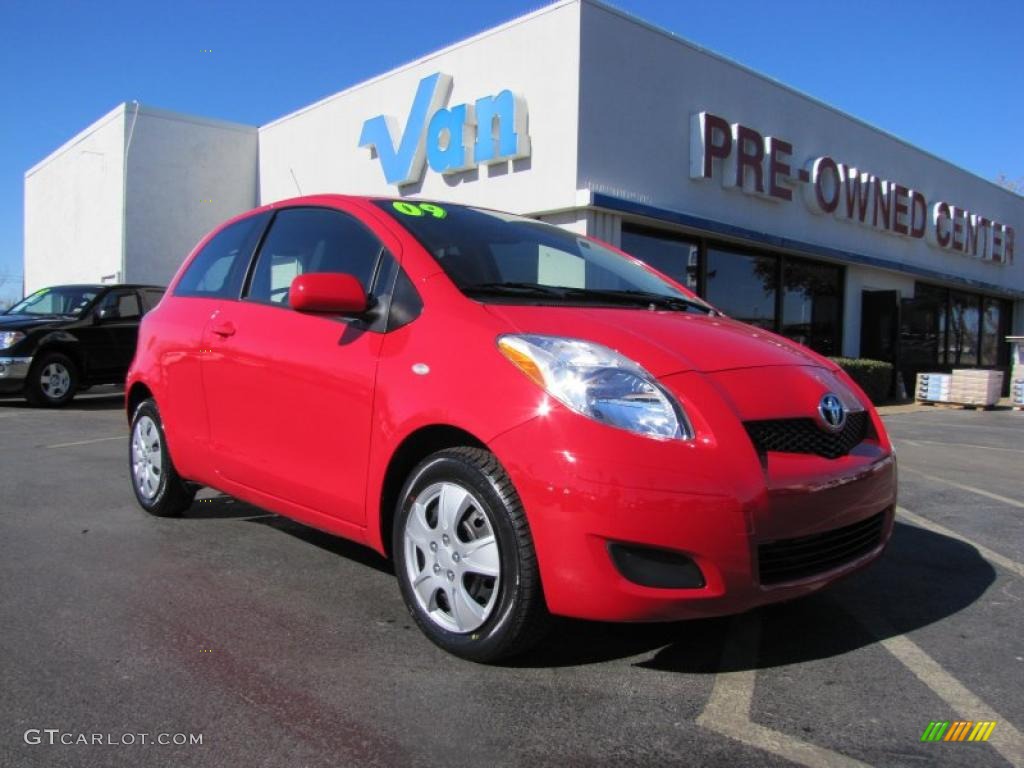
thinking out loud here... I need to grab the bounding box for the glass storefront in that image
[620,224,843,356]
[900,283,1013,392]
[619,227,699,292]
[618,223,1013,384]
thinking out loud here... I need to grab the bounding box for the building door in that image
[860,290,900,364]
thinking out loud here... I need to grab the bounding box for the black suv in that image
[0,284,165,406]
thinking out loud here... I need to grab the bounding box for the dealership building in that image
[24,0,1023,387]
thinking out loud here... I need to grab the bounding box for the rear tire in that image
[129,399,195,517]
[393,447,549,662]
[25,352,78,407]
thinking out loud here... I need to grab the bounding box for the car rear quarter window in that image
[246,207,383,306]
[175,212,270,299]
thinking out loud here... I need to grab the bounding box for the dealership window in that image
[705,247,778,330]
[620,226,699,292]
[901,282,1012,375]
[781,257,843,356]
[900,283,947,368]
[948,291,981,366]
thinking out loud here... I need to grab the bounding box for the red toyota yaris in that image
[126,195,896,661]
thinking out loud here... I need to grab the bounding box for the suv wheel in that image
[130,399,195,517]
[393,447,549,662]
[26,352,78,407]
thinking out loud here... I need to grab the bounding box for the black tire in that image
[393,447,549,662]
[25,351,78,407]
[129,398,195,517]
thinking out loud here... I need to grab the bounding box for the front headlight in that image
[497,334,691,440]
[0,331,25,350]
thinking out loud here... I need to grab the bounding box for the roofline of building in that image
[582,0,1022,204]
[25,103,126,179]
[259,0,579,131]
[25,102,256,179]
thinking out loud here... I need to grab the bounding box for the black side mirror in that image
[96,306,119,322]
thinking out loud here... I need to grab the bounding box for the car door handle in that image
[211,321,236,338]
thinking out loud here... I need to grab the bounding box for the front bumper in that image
[0,356,31,393]
[488,371,897,623]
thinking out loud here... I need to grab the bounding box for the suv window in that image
[141,288,165,312]
[175,213,270,299]
[97,290,141,320]
[246,208,383,306]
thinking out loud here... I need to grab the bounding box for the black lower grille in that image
[745,411,869,459]
[758,511,886,585]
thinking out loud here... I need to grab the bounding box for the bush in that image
[828,357,894,405]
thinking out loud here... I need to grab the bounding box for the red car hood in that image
[482,304,830,377]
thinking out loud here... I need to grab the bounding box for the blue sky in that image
[1,0,1021,303]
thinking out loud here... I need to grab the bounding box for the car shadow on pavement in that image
[506,521,996,671]
[0,390,125,411]
[180,493,394,575]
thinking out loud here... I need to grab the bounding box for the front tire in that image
[129,399,195,517]
[25,352,78,407]
[393,447,549,662]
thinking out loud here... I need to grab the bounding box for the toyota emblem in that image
[818,393,846,432]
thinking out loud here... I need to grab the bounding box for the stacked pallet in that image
[916,373,951,403]
[949,369,1003,407]
[916,370,1003,408]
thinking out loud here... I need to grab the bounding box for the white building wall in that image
[258,1,582,217]
[576,1,1024,298]
[23,105,126,292]
[124,107,258,287]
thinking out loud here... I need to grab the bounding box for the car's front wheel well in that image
[126,382,154,423]
[379,425,488,559]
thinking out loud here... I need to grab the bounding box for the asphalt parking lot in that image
[1,391,1022,768]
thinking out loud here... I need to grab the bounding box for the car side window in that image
[246,208,383,306]
[175,213,270,299]
[97,290,141,320]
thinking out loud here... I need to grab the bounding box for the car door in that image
[200,206,389,525]
[156,212,271,471]
[91,289,144,376]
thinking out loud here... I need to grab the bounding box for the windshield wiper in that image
[464,283,712,313]
[566,288,712,313]
[463,282,574,298]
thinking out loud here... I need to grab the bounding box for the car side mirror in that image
[290,273,368,315]
[96,306,119,322]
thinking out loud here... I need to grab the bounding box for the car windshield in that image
[7,286,99,316]
[374,200,713,313]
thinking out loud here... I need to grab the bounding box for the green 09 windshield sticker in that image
[392,201,447,219]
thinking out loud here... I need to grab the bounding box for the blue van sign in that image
[359,73,530,187]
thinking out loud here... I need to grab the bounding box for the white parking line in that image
[897,506,1024,579]
[45,435,128,449]
[901,467,1024,510]
[850,606,1024,767]
[899,438,1024,455]
[697,613,872,768]
[901,438,1024,456]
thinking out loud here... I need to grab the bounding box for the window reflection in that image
[781,257,842,356]
[620,227,699,291]
[705,248,777,330]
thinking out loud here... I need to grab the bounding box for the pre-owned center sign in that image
[690,111,1015,265]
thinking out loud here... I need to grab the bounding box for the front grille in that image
[744,411,869,459]
[758,511,886,585]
